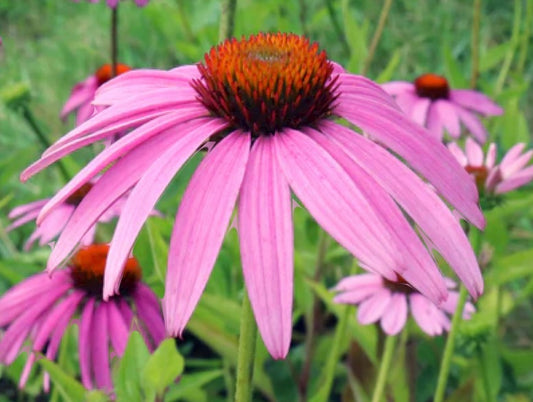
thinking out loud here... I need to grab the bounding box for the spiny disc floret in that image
[192,33,339,136]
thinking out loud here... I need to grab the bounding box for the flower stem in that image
[327,0,350,57]
[470,0,481,88]
[219,0,237,42]
[371,334,397,402]
[433,285,468,402]
[111,6,118,77]
[235,290,257,402]
[21,105,70,182]
[361,0,393,75]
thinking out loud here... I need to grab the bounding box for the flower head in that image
[449,138,533,197]
[23,33,484,359]
[71,0,149,8]
[333,273,475,336]
[7,180,127,250]
[383,73,503,143]
[0,244,165,391]
[61,63,132,126]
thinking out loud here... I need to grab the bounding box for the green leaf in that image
[38,358,86,402]
[443,45,468,88]
[142,338,184,398]
[488,248,533,285]
[115,331,150,401]
[375,50,401,83]
[479,41,513,72]
[164,369,223,401]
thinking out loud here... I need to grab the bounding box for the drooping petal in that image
[380,293,408,335]
[79,298,95,389]
[8,199,47,219]
[496,165,533,194]
[45,122,207,273]
[60,76,98,119]
[357,290,391,324]
[454,106,487,143]
[91,303,112,390]
[321,121,483,298]
[103,119,227,298]
[333,273,383,292]
[335,95,484,228]
[164,131,251,336]
[434,100,461,138]
[381,81,415,96]
[238,135,293,359]
[410,98,432,127]
[274,128,399,279]
[426,103,444,140]
[308,128,447,302]
[133,284,166,347]
[449,89,503,116]
[107,301,130,356]
[410,294,441,336]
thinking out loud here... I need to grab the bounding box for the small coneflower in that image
[383,73,503,143]
[61,63,132,126]
[6,181,127,250]
[0,244,165,391]
[333,273,475,336]
[23,33,484,358]
[449,138,533,196]
[71,0,150,8]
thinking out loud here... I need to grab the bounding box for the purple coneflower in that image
[449,138,533,195]
[333,273,475,336]
[0,244,164,391]
[61,64,132,126]
[72,0,149,8]
[7,181,127,250]
[22,33,484,358]
[383,73,503,143]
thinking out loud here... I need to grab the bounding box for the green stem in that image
[517,0,533,75]
[235,290,257,402]
[297,0,309,36]
[470,0,481,88]
[299,231,329,401]
[176,0,196,44]
[309,306,350,402]
[21,106,70,181]
[371,334,397,402]
[361,0,393,75]
[111,6,118,77]
[433,285,468,402]
[219,0,237,42]
[495,0,521,94]
[326,0,350,57]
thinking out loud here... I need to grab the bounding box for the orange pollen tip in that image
[65,182,93,206]
[95,63,132,86]
[414,73,449,100]
[192,32,339,136]
[465,165,488,190]
[383,274,414,294]
[70,244,141,296]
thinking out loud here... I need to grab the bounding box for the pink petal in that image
[274,128,399,279]
[107,301,129,356]
[357,290,391,324]
[449,89,503,116]
[381,81,415,96]
[410,98,431,127]
[91,303,112,390]
[485,144,497,169]
[465,138,484,166]
[434,100,461,138]
[394,92,419,116]
[426,103,444,140]
[164,131,251,336]
[103,119,226,298]
[339,74,402,110]
[79,298,95,389]
[321,121,483,298]
[410,294,442,336]
[380,293,408,335]
[238,136,293,359]
[308,128,447,302]
[454,106,487,143]
[333,273,382,292]
[8,199,47,219]
[500,150,533,177]
[335,92,485,229]
[496,165,533,193]
[134,284,166,348]
[45,122,206,273]
[447,142,468,166]
[60,76,98,119]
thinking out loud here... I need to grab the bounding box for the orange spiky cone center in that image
[95,63,132,86]
[70,244,141,296]
[414,73,450,100]
[192,32,339,137]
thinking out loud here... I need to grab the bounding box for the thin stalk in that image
[219,0,237,42]
[309,306,350,402]
[235,290,257,402]
[495,0,521,94]
[517,0,533,75]
[361,0,393,75]
[297,0,309,36]
[223,359,234,402]
[371,334,397,402]
[298,231,329,401]
[433,285,468,402]
[470,0,481,88]
[21,106,70,182]
[176,0,196,44]
[111,7,118,77]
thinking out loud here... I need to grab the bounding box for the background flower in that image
[383,73,503,143]
[0,244,164,391]
[333,273,475,336]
